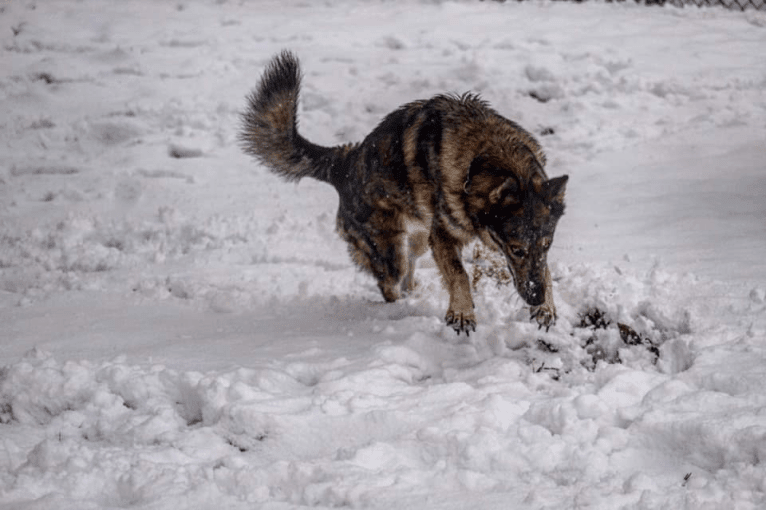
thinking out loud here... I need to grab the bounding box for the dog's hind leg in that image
[337,215,410,302]
[400,223,429,295]
[373,232,412,303]
[429,225,475,335]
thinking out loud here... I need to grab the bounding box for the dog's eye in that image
[510,247,527,258]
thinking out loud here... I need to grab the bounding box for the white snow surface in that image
[1,0,766,508]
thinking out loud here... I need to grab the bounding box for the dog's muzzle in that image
[522,279,545,306]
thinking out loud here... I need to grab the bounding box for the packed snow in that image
[1,0,766,509]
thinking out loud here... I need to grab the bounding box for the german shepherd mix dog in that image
[240,51,568,335]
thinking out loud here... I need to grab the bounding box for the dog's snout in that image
[527,290,545,306]
[523,280,545,306]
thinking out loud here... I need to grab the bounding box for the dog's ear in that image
[489,177,520,207]
[543,175,568,204]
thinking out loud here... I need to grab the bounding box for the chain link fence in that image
[616,0,765,10]
[491,0,766,11]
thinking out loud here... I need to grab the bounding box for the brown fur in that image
[240,51,568,335]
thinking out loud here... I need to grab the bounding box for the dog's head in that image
[469,153,568,306]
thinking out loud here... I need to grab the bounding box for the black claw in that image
[446,312,477,337]
[450,321,474,337]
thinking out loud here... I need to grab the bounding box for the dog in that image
[240,51,568,335]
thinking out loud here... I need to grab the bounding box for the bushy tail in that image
[239,51,342,184]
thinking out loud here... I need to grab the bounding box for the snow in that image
[1,0,765,508]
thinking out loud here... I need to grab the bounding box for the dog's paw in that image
[445,309,477,336]
[531,304,556,332]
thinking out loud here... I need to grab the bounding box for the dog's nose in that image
[524,281,545,306]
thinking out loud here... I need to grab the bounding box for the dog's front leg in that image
[430,227,475,335]
[530,264,557,331]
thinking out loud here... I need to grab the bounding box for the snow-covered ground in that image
[1,0,765,508]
